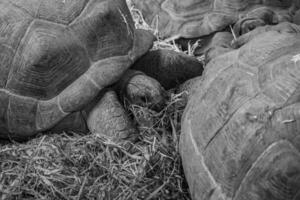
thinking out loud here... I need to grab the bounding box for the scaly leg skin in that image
[50,89,138,146]
[86,89,138,144]
[52,70,168,146]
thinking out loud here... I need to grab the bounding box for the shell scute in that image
[0,0,154,138]
[181,24,300,199]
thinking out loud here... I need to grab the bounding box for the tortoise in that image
[132,0,299,39]
[180,22,300,200]
[0,0,164,141]
[0,0,204,142]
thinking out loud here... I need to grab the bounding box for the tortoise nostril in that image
[140,96,148,103]
[248,24,255,31]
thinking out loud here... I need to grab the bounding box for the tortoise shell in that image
[0,0,153,139]
[132,0,298,39]
[180,23,300,199]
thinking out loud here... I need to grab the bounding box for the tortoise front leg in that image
[53,70,167,144]
[50,89,138,144]
[86,89,138,143]
[51,111,88,134]
[86,69,167,143]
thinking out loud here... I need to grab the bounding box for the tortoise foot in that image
[86,90,138,143]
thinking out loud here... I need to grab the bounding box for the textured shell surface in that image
[132,0,297,38]
[180,23,300,200]
[0,0,153,138]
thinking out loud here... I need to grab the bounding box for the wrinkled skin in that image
[233,6,292,36]
[232,22,300,48]
[51,70,167,143]
[132,49,204,89]
[294,8,300,24]
[86,89,138,142]
[51,47,203,142]
[116,70,167,111]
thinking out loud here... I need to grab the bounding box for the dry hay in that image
[0,92,190,200]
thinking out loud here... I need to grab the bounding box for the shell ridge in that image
[5,19,34,88]
[186,117,226,199]
[68,0,91,26]
[233,139,300,199]
[7,1,35,17]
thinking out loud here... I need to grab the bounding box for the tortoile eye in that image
[140,96,148,103]
[248,24,255,31]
